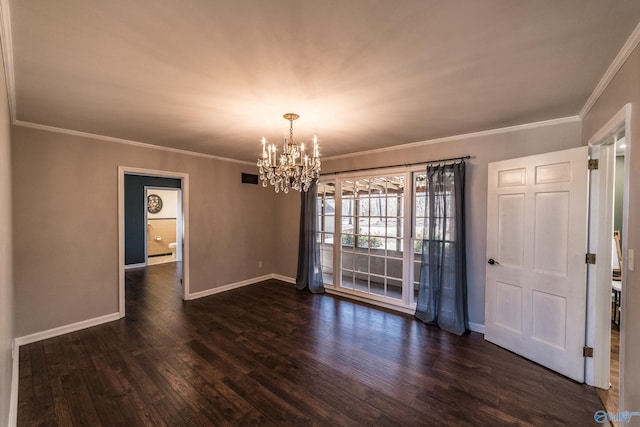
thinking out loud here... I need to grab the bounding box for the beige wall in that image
[12,126,276,337]
[147,219,177,256]
[273,190,301,279]
[582,44,640,421]
[316,120,582,326]
[0,46,14,426]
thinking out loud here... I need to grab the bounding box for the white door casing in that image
[485,146,589,382]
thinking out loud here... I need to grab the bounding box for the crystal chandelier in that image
[257,113,321,193]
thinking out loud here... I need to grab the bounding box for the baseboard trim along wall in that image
[124,262,146,270]
[185,274,274,300]
[14,312,121,347]
[468,322,485,334]
[272,274,295,284]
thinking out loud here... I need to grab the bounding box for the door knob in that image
[488,259,500,265]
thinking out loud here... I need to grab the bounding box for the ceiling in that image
[6,0,640,162]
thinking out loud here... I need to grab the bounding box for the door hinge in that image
[583,346,594,358]
[588,159,599,170]
[586,253,596,264]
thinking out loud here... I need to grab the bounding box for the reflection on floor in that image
[147,254,175,265]
[597,324,620,425]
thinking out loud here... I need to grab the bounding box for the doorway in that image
[586,103,631,414]
[483,103,632,400]
[145,187,183,265]
[118,166,190,316]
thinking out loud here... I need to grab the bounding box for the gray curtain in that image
[415,161,467,335]
[296,180,325,294]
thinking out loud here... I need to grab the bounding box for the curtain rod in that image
[320,155,470,176]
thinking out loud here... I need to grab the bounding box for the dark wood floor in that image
[18,263,604,426]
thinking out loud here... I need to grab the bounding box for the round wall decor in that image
[147,194,163,213]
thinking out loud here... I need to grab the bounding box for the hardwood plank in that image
[17,262,604,426]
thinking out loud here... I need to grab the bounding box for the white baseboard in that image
[8,344,18,427]
[272,274,295,284]
[468,322,485,334]
[124,262,146,270]
[185,274,273,300]
[14,312,121,347]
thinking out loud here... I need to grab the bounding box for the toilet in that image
[168,242,177,258]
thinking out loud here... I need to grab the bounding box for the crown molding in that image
[579,20,640,119]
[14,120,254,165]
[323,116,581,161]
[0,0,15,122]
[2,1,638,162]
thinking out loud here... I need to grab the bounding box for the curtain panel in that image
[296,180,325,294]
[415,161,467,335]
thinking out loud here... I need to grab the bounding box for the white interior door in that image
[485,146,589,382]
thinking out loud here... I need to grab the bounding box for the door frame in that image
[585,103,631,405]
[118,166,190,316]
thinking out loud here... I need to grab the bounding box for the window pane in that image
[370,255,385,277]
[386,218,401,238]
[358,197,369,216]
[354,254,368,273]
[387,196,402,216]
[357,217,370,236]
[325,197,335,213]
[369,217,384,237]
[413,261,422,280]
[341,217,354,234]
[369,196,384,216]
[354,273,369,293]
[341,270,353,289]
[341,233,354,250]
[324,214,335,234]
[320,242,333,285]
[342,197,354,216]
[386,237,402,252]
[386,258,403,279]
[413,238,423,254]
[387,278,403,300]
[370,275,385,296]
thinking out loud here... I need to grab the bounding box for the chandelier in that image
[257,113,321,193]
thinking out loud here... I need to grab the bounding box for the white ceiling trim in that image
[0,0,15,122]
[323,116,581,162]
[579,20,640,119]
[14,120,255,165]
